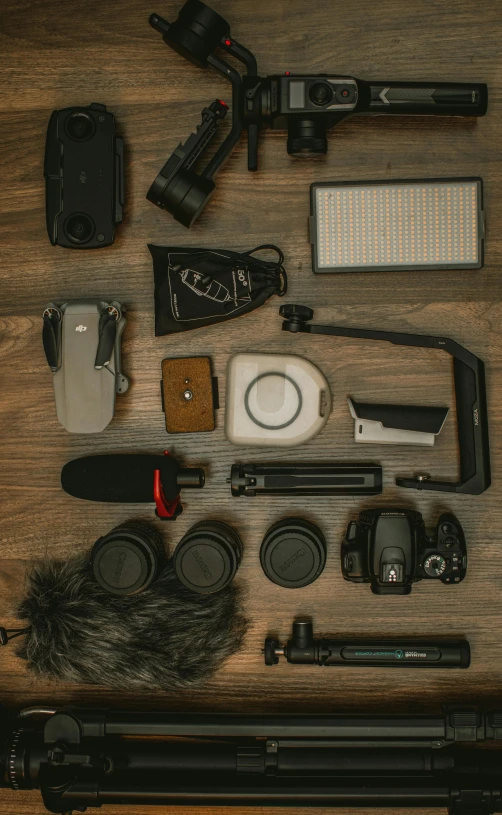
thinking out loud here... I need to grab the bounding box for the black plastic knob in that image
[264,637,280,666]
[335,84,356,104]
[293,620,313,648]
[279,303,314,322]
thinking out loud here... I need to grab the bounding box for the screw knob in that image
[263,638,280,666]
[279,303,314,322]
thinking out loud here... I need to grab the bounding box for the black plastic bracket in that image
[280,305,491,495]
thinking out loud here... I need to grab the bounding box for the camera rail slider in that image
[4,703,502,814]
[280,304,491,495]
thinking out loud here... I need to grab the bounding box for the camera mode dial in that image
[423,554,447,578]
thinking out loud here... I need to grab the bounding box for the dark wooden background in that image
[1,0,501,812]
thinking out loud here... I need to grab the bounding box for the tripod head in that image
[148,0,488,227]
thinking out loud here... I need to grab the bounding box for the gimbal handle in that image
[365,80,488,117]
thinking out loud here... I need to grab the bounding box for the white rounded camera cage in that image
[225,353,331,447]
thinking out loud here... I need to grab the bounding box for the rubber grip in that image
[368,81,488,116]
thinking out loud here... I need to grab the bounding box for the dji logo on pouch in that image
[75,325,87,332]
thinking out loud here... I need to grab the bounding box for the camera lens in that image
[64,213,95,244]
[335,84,356,104]
[65,111,96,141]
[309,82,333,106]
[260,518,326,588]
[91,521,165,596]
[173,520,243,594]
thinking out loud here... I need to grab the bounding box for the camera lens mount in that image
[65,111,96,142]
[64,213,95,245]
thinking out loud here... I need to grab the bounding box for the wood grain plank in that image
[1,0,501,812]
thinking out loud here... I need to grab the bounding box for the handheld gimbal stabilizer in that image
[4,704,502,814]
[147,0,487,227]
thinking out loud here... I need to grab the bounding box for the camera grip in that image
[368,81,488,117]
[453,355,491,494]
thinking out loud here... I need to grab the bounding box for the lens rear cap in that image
[174,535,234,594]
[92,534,159,596]
[260,518,326,588]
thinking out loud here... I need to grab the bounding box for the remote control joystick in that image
[310,82,333,106]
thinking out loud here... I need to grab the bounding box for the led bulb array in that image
[311,178,483,273]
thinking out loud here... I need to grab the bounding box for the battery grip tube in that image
[264,620,470,668]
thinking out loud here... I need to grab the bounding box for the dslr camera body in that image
[341,509,467,595]
[44,102,124,248]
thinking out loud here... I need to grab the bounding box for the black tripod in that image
[3,705,502,814]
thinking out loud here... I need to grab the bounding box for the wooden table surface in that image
[1,0,501,812]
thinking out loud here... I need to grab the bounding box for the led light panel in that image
[310,178,484,274]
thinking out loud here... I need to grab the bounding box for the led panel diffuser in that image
[310,178,484,274]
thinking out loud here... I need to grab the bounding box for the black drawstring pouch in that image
[149,243,287,336]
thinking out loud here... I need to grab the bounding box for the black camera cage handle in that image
[280,305,491,495]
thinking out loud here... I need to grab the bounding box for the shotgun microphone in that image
[61,451,205,519]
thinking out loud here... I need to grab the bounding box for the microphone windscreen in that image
[61,454,180,503]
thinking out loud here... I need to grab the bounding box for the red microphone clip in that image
[153,451,182,520]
